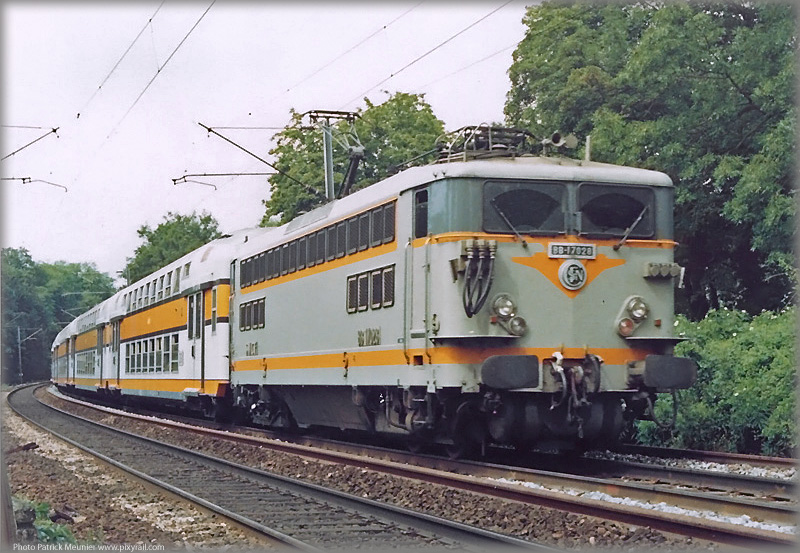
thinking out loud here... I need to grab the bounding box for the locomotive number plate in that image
[548,243,596,259]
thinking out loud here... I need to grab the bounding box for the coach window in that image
[149,338,156,371]
[270,248,279,279]
[358,213,370,251]
[297,238,307,270]
[336,221,347,258]
[260,252,268,282]
[155,338,163,371]
[347,217,358,255]
[165,271,172,297]
[170,334,179,371]
[370,206,384,247]
[174,269,181,294]
[144,283,150,306]
[150,281,156,304]
[326,226,336,261]
[318,230,327,265]
[139,286,145,308]
[184,263,191,278]
[158,276,164,300]
[211,288,217,334]
[384,202,396,243]
[188,295,195,338]
[306,235,316,268]
[288,241,297,273]
[382,265,395,307]
[346,276,358,314]
[279,244,288,276]
[194,292,203,339]
[371,270,383,309]
[357,273,369,312]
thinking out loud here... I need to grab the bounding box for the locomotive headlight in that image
[626,296,649,322]
[508,316,528,336]
[617,317,635,337]
[492,294,516,319]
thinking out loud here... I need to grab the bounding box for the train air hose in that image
[462,245,495,317]
[646,390,678,429]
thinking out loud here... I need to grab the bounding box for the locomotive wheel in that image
[407,436,426,454]
[446,400,485,459]
[445,436,478,460]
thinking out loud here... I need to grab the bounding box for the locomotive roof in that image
[234,154,673,259]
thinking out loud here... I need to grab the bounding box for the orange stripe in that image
[233,346,648,372]
[512,253,626,298]
[242,241,397,295]
[74,330,98,352]
[412,232,676,249]
[71,377,228,395]
[121,297,186,341]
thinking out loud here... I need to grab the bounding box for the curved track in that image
[38,385,798,548]
[8,384,548,551]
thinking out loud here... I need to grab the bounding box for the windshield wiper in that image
[490,198,528,249]
[613,205,649,250]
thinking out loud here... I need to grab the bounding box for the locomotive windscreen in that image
[483,181,565,234]
[578,183,654,238]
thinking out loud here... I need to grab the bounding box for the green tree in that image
[506,2,795,318]
[1,248,115,383]
[637,307,795,456]
[2,248,49,383]
[262,92,445,224]
[123,211,222,284]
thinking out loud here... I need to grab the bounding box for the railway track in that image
[8,384,547,551]
[39,385,797,548]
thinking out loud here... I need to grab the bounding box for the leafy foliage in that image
[262,92,444,224]
[2,248,115,383]
[123,211,222,284]
[636,307,795,456]
[506,2,796,318]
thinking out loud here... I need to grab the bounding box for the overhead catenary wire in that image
[272,1,424,102]
[198,122,326,200]
[76,0,166,119]
[414,41,519,91]
[106,0,216,139]
[340,0,514,109]
[1,128,59,160]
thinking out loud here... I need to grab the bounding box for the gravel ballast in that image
[6,387,723,550]
[3,395,275,550]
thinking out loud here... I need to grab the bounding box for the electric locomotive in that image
[52,125,696,456]
[227,125,696,454]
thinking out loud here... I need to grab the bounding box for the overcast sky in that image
[2,1,529,283]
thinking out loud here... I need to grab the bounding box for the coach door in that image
[69,336,77,384]
[187,291,205,390]
[97,326,104,385]
[111,320,121,387]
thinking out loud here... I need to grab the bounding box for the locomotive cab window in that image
[414,189,428,239]
[483,181,565,235]
[578,183,654,238]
